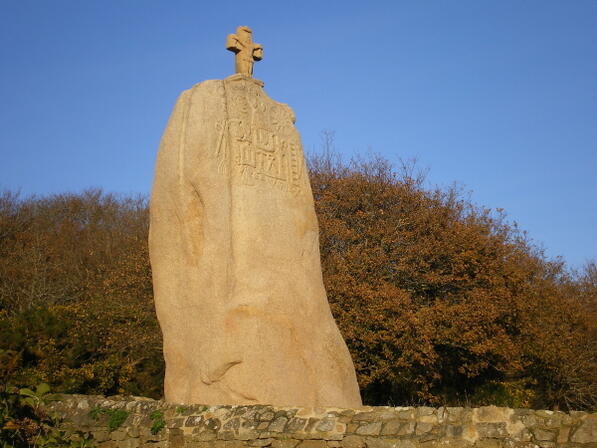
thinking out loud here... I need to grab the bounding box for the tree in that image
[0,152,594,410]
[308,152,596,409]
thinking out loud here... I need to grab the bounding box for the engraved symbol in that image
[218,76,304,194]
[216,119,303,194]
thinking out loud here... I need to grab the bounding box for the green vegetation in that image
[149,410,165,435]
[0,190,162,399]
[0,381,94,448]
[0,154,595,411]
[88,407,129,432]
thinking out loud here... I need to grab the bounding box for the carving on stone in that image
[226,26,263,77]
[149,31,362,407]
[215,77,304,193]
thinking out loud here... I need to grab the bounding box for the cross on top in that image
[226,26,263,77]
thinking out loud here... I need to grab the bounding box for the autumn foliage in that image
[309,153,596,410]
[0,191,161,398]
[1,154,595,410]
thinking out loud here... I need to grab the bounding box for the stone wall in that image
[46,395,596,448]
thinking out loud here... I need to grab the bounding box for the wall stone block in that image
[43,395,596,448]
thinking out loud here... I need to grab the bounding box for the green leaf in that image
[36,383,51,396]
[106,409,129,431]
[22,397,36,407]
[18,388,35,397]
[149,409,165,435]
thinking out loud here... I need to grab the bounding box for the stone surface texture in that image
[149,74,361,407]
[226,26,263,76]
[46,395,597,448]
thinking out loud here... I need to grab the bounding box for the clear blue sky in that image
[1,1,595,270]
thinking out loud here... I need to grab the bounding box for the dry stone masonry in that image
[47,395,596,448]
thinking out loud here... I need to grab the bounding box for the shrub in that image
[0,154,594,410]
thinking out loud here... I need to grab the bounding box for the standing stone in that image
[149,27,362,407]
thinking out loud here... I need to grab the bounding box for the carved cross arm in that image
[226,34,242,53]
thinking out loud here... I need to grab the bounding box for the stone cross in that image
[226,26,263,77]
